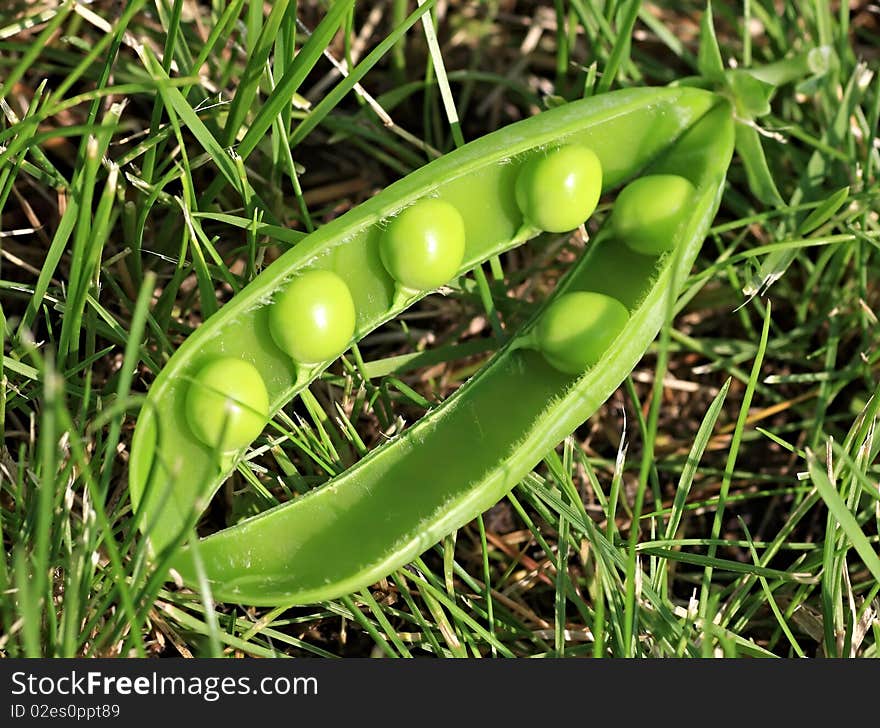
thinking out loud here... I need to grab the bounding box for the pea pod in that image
[129,88,731,604]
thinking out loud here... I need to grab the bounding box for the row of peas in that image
[184,145,695,453]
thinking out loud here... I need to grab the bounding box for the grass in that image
[1,0,878,658]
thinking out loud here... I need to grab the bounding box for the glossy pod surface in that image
[130,87,719,559]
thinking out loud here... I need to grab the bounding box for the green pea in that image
[611,174,696,255]
[535,291,630,374]
[515,145,602,233]
[379,198,466,291]
[185,358,269,451]
[268,269,356,364]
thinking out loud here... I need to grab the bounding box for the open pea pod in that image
[130,88,733,604]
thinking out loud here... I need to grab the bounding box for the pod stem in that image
[507,328,538,353]
[218,452,235,473]
[513,223,542,246]
[293,363,322,389]
[392,285,421,309]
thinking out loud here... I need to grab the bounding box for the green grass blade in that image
[288,0,438,147]
[223,0,292,145]
[699,302,772,619]
[808,453,880,584]
[237,0,355,158]
[596,0,640,93]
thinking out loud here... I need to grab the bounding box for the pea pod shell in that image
[129,87,719,557]
[166,102,735,605]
